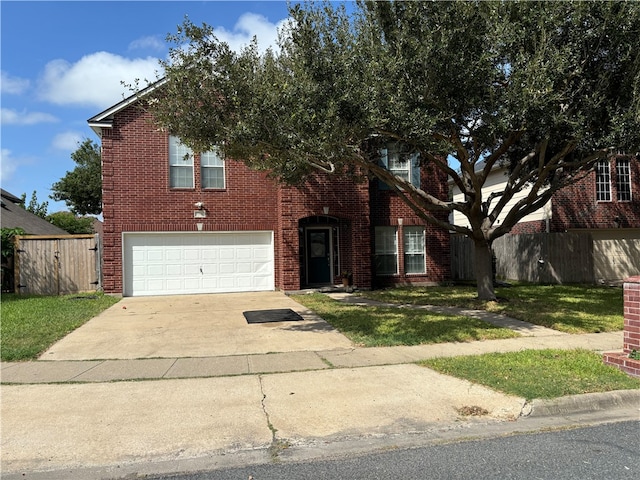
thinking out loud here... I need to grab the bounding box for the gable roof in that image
[0,189,68,235]
[88,78,167,137]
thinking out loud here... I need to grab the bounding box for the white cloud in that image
[51,131,84,151]
[37,52,162,108]
[128,35,166,53]
[0,149,19,183]
[1,71,30,94]
[214,13,288,54]
[1,108,58,125]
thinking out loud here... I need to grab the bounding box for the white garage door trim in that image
[123,231,274,296]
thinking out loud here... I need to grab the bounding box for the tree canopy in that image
[47,212,94,234]
[146,0,640,299]
[51,138,102,215]
[21,191,48,218]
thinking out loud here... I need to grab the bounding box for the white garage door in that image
[123,232,274,296]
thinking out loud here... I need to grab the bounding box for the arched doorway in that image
[299,216,340,287]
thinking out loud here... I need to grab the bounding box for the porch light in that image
[323,206,330,215]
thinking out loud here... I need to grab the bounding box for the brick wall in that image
[622,277,640,354]
[276,172,373,291]
[100,106,280,293]
[602,276,640,378]
[503,157,639,234]
[369,165,451,287]
[99,103,450,294]
[550,156,640,232]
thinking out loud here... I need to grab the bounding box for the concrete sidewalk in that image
[0,331,625,384]
[1,292,638,480]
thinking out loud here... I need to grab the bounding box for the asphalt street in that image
[139,420,640,480]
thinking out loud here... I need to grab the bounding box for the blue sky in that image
[1,1,292,213]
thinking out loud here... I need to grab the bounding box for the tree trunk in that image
[474,239,497,301]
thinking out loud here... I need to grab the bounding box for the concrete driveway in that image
[40,292,353,361]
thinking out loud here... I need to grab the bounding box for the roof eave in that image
[86,77,167,136]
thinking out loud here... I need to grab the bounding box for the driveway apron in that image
[41,292,353,361]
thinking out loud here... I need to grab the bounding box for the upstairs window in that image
[169,136,194,188]
[379,143,421,190]
[616,158,632,201]
[595,160,611,202]
[201,148,225,189]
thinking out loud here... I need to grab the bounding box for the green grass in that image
[357,284,623,333]
[292,293,518,347]
[422,349,640,399]
[1,293,120,361]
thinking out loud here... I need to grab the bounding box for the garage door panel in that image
[219,248,235,260]
[236,262,253,274]
[219,263,236,274]
[123,232,274,296]
[202,249,218,260]
[165,264,181,275]
[254,248,271,259]
[219,277,235,288]
[146,250,164,262]
[202,264,218,274]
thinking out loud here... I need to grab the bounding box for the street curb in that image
[521,389,640,417]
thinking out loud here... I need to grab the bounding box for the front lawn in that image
[1,293,120,361]
[422,349,640,399]
[357,284,623,333]
[292,293,518,347]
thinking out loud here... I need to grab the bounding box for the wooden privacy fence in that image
[451,233,595,284]
[14,234,102,295]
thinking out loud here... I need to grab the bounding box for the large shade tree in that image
[144,0,640,300]
[51,139,102,215]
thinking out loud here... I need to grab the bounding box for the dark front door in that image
[306,229,331,284]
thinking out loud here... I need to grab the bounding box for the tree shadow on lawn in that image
[358,284,623,334]
[293,295,518,347]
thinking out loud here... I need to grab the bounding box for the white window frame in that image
[379,143,420,188]
[387,145,411,182]
[169,136,194,189]
[201,148,225,189]
[375,226,398,275]
[595,160,611,202]
[403,226,426,274]
[616,158,632,202]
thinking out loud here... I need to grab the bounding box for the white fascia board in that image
[87,77,167,137]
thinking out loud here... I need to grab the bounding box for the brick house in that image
[451,156,640,282]
[88,86,450,296]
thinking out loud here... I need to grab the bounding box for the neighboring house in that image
[88,86,450,297]
[451,157,640,282]
[0,189,68,235]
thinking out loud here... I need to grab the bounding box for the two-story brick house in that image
[88,87,450,296]
[451,156,640,282]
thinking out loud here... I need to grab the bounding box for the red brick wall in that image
[369,165,451,286]
[623,277,640,354]
[550,156,640,231]
[502,156,639,234]
[602,276,640,378]
[277,173,373,290]
[100,104,449,294]
[509,221,547,235]
[100,106,280,293]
